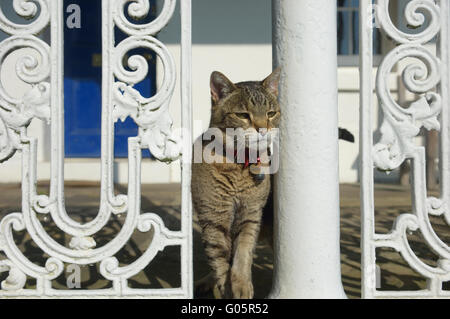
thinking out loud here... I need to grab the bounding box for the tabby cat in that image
[191,69,281,299]
[191,69,355,299]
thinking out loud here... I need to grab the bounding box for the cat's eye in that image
[235,112,250,120]
[267,111,278,118]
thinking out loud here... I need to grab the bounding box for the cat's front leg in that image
[198,206,235,298]
[230,209,262,299]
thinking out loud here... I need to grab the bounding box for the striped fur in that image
[192,69,280,299]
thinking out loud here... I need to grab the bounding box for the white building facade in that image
[0,0,419,185]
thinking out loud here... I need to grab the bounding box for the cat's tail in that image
[339,128,355,143]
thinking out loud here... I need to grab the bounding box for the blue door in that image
[64,0,156,158]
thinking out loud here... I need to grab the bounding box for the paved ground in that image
[0,182,448,298]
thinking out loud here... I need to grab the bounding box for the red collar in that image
[234,148,261,169]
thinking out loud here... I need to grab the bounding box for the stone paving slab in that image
[0,182,448,298]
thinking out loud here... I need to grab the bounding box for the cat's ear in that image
[210,71,236,103]
[262,67,281,97]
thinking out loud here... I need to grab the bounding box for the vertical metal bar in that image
[180,0,193,299]
[102,0,114,208]
[50,0,64,204]
[359,0,376,299]
[437,0,449,216]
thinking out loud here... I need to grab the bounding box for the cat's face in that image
[209,69,281,138]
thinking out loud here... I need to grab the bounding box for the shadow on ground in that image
[0,183,448,298]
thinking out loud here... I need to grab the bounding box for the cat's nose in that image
[253,120,267,133]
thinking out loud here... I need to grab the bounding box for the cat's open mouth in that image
[227,129,279,153]
[223,130,279,173]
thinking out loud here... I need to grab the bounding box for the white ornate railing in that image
[0,0,193,298]
[360,0,450,298]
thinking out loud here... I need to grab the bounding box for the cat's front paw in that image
[231,272,254,299]
[214,275,232,299]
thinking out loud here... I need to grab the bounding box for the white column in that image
[270,0,346,299]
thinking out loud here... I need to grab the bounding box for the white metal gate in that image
[2,0,450,300]
[0,0,193,298]
[360,0,450,298]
